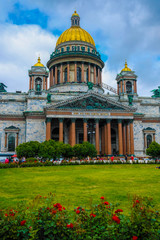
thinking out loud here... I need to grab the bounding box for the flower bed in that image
[0,159,159,169]
[0,194,160,239]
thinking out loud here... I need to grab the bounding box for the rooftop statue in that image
[128,95,133,106]
[151,86,160,98]
[0,83,7,92]
[87,82,93,90]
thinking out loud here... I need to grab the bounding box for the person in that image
[125,154,128,161]
[5,158,9,164]
[111,156,114,162]
[131,155,134,161]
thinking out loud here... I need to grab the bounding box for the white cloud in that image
[0,24,57,92]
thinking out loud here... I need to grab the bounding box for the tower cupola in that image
[71,11,80,27]
[116,60,138,99]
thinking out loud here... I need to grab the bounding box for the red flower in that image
[136,200,140,203]
[104,201,109,205]
[112,215,120,224]
[115,209,123,213]
[10,213,15,216]
[77,206,81,209]
[76,210,80,214]
[67,223,73,228]
[54,203,62,209]
[100,196,104,199]
[5,213,8,217]
[52,210,57,214]
[90,213,96,217]
[132,237,138,240]
[20,220,26,226]
[63,207,65,210]
[47,207,50,210]
[58,208,62,211]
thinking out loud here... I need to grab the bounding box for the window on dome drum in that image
[77,67,81,82]
[75,19,77,25]
[66,46,70,51]
[77,46,80,51]
[86,68,89,83]
[81,46,85,51]
[57,70,60,84]
[147,134,152,148]
[61,48,64,52]
[72,46,75,51]
[35,77,42,94]
[64,67,67,83]
[126,81,132,94]
[8,133,15,151]
[88,47,90,52]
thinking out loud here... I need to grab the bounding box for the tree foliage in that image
[73,142,97,159]
[16,140,97,160]
[16,141,41,158]
[146,141,160,158]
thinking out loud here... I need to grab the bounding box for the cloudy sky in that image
[0,0,160,96]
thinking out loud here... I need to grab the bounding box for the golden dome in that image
[34,57,44,67]
[72,10,79,17]
[121,60,132,72]
[56,26,95,47]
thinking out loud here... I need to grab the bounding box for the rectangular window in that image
[88,47,90,52]
[77,46,80,51]
[72,46,75,51]
[61,48,64,52]
[81,47,85,51]
[66,46,70,51]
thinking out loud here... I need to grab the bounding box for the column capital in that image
[71,118,76,122]
[46,118,51,123]
[95,119,100,123]
[83,118,88,123]
[129,119,134,124]
[118,119,123,123]
[106,119,111,123]
[59,118,64,122]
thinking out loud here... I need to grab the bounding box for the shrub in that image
[16,141,41,159]
[0,194,160,239]
[146,141,160,158]
[25,158,38,162]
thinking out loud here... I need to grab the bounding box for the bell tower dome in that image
[116,60,138,99]
[28,57,48,95]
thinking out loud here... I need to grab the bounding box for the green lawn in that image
[0,165,160,212]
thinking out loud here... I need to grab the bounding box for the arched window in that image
[147,134,152,148]
[126,81,132,94]
[77,67,81,82]
[8,133,15,151]
[64,67,67,83]
[86,68,89,83]
[57,70,60,84]
[35,77,42,93]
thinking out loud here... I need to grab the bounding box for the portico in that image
[45,92,135,156]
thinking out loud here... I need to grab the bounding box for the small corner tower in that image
[116,60,138,99]
[28,57,48,95]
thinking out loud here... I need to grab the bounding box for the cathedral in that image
[0,11,159,157]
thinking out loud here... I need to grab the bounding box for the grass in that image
[0,165,160,212]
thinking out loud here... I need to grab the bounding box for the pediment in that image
[47,92,136,112]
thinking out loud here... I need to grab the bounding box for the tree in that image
[82,141,97,159]
[73,142,97,159]
[38,139,57,160]
[16,141,41,159]
[61,144,74,159]
[146,141,160,158]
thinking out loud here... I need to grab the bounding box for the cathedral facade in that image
[0,11,159,157]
